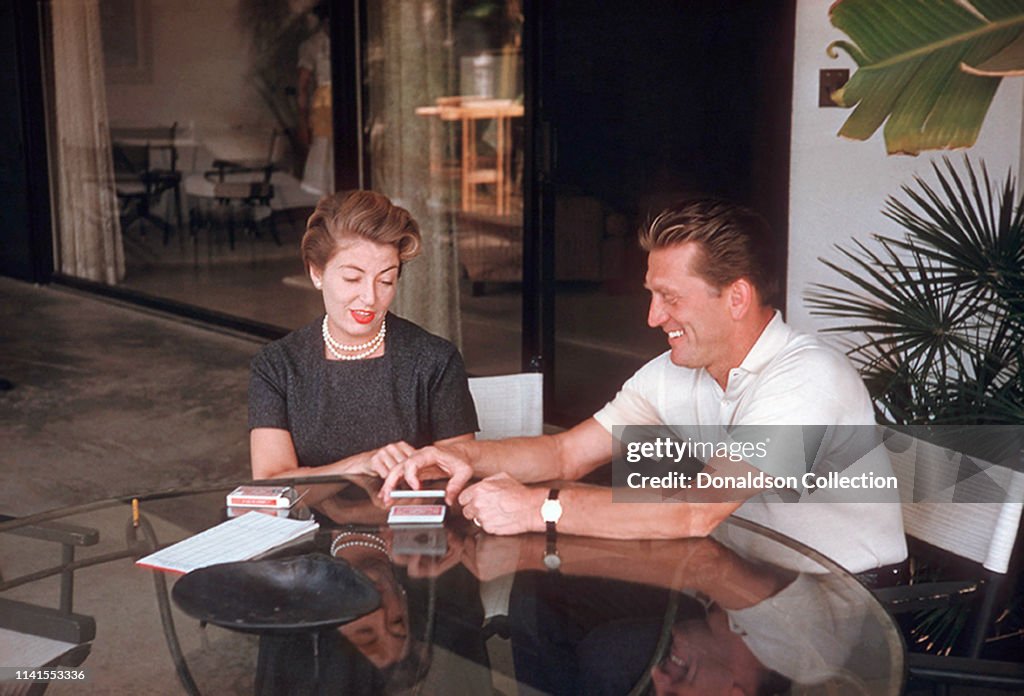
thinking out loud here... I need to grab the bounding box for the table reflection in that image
[255,478,896,695]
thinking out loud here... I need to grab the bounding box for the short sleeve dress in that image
[248,313,479,467]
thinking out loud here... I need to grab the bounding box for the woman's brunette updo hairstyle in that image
[301,190,422,273]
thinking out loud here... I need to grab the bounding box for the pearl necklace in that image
[322,315,386,361]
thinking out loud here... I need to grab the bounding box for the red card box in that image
[226,485,297,509]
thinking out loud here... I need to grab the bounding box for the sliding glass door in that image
[41,0,332,330]
[532,0,795,424]
[34,0,793,424]
[362,0,525,373]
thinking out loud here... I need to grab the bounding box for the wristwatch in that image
[540,489,562,534]
[540,489,562,571]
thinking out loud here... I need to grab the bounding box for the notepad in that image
[136,512,319,574]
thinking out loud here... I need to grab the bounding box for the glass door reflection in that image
[364,0,525,376]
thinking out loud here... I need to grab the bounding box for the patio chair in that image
[0,517,98,695]
[466,373,543,686]
[874,431,1024,693]
[467,372,544,441]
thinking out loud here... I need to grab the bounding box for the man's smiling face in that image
[645,242,734,376]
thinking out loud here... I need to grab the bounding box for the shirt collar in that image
[736,310,790,376]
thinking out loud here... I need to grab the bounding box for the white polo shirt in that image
[594,311,908,573]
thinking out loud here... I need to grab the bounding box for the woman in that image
[296,2,333,196]
[249,190,478,479]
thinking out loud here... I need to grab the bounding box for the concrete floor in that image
[0,277,259,517]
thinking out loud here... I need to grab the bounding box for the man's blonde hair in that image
[639,198,782,306]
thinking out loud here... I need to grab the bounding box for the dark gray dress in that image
[248,313,479,468]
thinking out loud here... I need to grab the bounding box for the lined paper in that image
[136,512,318,574]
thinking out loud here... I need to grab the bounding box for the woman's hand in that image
[364,441,415,477]
[251,431,418,481]
[380,444,475,506]
[338,441,415,478]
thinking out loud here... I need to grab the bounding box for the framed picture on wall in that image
[100,0,152,84]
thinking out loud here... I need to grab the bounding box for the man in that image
[381,198,906,573]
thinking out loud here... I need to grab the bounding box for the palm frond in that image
[807,156,1024,424]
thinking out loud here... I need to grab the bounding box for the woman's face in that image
[310,238,400,344]
[336,553,410,668]
[338,590,409,668]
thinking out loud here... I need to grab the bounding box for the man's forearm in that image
[451,435,566,482]
[548,484,743,539]
[448,417,614,484]
[506,533,791,607]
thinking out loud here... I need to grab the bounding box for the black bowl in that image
[172,553,380,633]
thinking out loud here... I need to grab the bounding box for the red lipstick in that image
[351,310,376,325]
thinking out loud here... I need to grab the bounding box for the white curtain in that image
[365,0,462,348]
[51,0,124,284]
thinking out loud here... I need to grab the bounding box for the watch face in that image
[543,553,561,570]
[541,498,563,524]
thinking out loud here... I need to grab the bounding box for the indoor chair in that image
[111,123,183,244]
[185,130,283,251]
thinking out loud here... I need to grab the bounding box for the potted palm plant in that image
[807,156,1023,426]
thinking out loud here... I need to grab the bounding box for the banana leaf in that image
[827,0,1024,154]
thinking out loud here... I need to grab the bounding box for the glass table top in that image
[0,476,903,695]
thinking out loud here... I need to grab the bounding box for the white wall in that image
[787,0,1024,334]
[105,0,272,134]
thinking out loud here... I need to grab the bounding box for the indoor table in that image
[0,477,904,695]
[416,98,524,216]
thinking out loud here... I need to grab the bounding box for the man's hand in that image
[380,445,474,505]
[458,473,546,535]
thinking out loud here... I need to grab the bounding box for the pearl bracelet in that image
[331,533,388,558]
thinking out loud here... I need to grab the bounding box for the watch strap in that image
[545,488,560,539]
